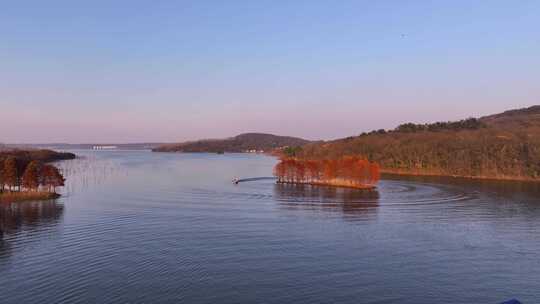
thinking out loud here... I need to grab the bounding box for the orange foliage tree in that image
[22,160,42,191]
[0,158,66,194]
[274,156,380,188]
[41,164,65,193]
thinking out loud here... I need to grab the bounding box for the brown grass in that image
[379,169,540,183]
[0,191,60,203]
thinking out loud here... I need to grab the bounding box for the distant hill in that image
[152,133,311,153]
[294,106,540,181]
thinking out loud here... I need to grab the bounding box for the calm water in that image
[1,151,540,303]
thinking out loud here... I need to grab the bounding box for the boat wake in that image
[234,177,277,183]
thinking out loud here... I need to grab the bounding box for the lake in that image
[1,150,540,303]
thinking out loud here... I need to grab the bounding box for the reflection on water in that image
[0,200,64,259]
[0,200,64,239]
[274,183,379,219]
[383,173,540,198]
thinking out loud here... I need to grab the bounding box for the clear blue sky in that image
[1,1,539,143]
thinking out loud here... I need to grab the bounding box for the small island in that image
[0,149,74,203]
[274,156,380,189]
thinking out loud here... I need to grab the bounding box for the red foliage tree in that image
[0,160,4,192]
[22,160,42,191]
[369,163,381,184]
[3,157,18,192]
[274,157,380,188]
[42,165,65,193]
[305,160,320,183]
[323,159,338,181]
[273,161,286,183]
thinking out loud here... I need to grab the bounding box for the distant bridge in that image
[92,145,118,150]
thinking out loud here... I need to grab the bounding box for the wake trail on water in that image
[235,177,277,183]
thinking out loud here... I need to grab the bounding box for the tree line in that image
[274,156,380,188]
[0,157,65,193]
[393,118,486,133]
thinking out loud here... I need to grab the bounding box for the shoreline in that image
[380,169,540,183]
[276,180,377,190]
[0,192,60,203]
[138,151,540,184]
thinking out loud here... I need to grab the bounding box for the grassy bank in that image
[380,169,540,183]
[0,192,60,203]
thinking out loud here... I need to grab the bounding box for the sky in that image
[1,1,539,143]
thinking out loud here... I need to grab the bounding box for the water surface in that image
[1,151,539,303]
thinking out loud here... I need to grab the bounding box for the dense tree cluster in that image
[0,153,66,194]
[355,118,486,137]
[394,118,486,133]
[274,156,380,188]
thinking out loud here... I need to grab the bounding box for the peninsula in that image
[0,149,75,203]
[291,106,540,182]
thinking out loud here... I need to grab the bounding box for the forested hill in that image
[295,106,540,181]
[152,133,311,153]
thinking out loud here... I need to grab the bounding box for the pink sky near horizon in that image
[1,1,539,144]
